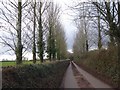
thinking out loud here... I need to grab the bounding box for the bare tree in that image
[32,0,36,63]
[0,0,31,64]
[97,7,102,50]
[71,2,106,51]
[35,1,50,63]
[16,0,22,64]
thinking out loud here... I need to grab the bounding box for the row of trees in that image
[46,3,67,61]
[73,1,120,58]
[72,1,120,88]
[73,2,103,55]
[0,0,67,64]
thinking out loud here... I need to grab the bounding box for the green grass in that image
[0,60,41,67]
[1,61,16,67]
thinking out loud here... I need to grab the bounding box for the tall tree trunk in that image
[51,27,56,60]
[49,26,52,61]
[106,2,115,46]
[16,0,22,65]
[85,39,89,51]
[97,9,102,50]
[52,38,56,60]
[84,22,88,52]
[58,43,61,60]
[83,3,88,52]
[38,2,44,63]
[33,0,36,64]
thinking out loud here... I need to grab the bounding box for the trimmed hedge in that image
[2,61,69,88]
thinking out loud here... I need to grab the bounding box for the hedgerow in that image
[2,60,69,88]
[74,47,118,88]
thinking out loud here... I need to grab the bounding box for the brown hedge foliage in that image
[75,47,118,88]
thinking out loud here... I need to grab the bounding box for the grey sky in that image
[56,0,77,50]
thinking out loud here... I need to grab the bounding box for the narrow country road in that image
[61,61,114,89]
[61,62,79,88]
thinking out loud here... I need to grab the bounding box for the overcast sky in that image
[55,0,77,51]
[0,0,77,60]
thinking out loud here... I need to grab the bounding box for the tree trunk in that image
[106,2,115,46]
[86,40,89,51]
[49,27,52,61]
[38,2,44,63]
[16,0,22,65]
[52,39,56,60]
[97,10,102,50]
[33,0,36,64]
[84,19,88,52]
[52,32,56,60]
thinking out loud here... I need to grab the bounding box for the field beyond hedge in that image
[2,60,69,88]
[0,60,41,67]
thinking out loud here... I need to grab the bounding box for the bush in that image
[2,61,69,88]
